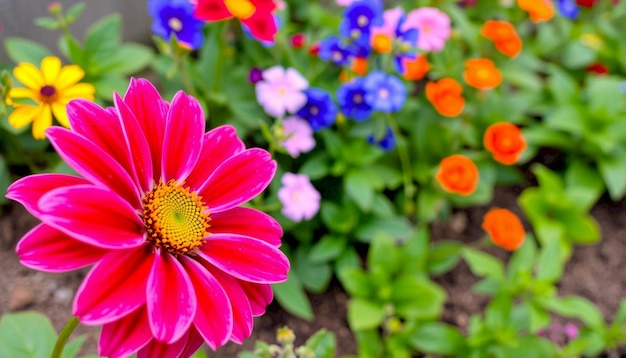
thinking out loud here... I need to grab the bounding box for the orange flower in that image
[464,58,502,90]
[425,78,465,117]
[482,208,525,251]
[517,0,555,23]
[372,34,393,53]
[435,154,479,196]
[484,122,527,165]
[402,55,430,81]
[481,20,523,58]
[351,57,368,76]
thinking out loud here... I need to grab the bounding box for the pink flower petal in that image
[210,207,282,247]
[123,78,169,181]
[137,335,187,358]
[114,93,153,193]
[184,125,245,191]
[197,233,289,283]
[177,327,205,357]
[206,266,252,344]
[74,246,154,325]
[147,250,197,343]
[16,224,107,272]
[180,256,232,349]
[99,305,152,358]
[199,149,276,213]
[38,185,145,249]
[47,127,142,208]
[161,91,205,182]
[240,282,274,316]
[6,173,88,216]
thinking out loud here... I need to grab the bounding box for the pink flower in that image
[371,7,405,38]
[278,173,320,222]
[336,0,358,5]
[280,116,315,157]
[403,7,451,52]
[255,66,308,118]
[6,78,289,357]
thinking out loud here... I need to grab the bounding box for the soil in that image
[1,185,625,357]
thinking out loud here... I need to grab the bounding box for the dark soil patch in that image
[1,184,625,356]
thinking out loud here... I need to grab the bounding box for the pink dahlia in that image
[6,78,290,357]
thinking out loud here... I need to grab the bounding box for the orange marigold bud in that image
[464,58,502,90]
[425,78,465,117]
[403,55,430,81]
[484,122,527,165]
[517,0,555,23]
[435,154,479,196]
[481,20,522,58]
[482,208,525,251]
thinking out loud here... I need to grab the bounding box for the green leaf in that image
[4,37,51,64]
[320,201,358,234]
[337,267,372,298]
[65,2,86,23]
[354,216,413,243]
[536,238,563,282]
[34,17,59,30]
[485,294,512,329]
[462,248,505,281]
[84,14,121,59]
[299,154,330,180]
[344,169,375,211]
[544,106,585,136]
[400,227,430,275]
[308,234,346,264]
[0,155,10,205]
[97,44,153,75]
[91,74,130,100]
[0,311,57,358]
[496,336,558,358]
[273,271,314,321]
[564,161,604,212]
[427,240,463,275]
[561,213,600,244]
[61,335,85,358]
[546,65,579,103]
[409,322,466,356]
[354,329,383,358]
[598,151,626,201]
[561,41,596,69]
[391,276,446,320]
[531,164,563,194]
[294,247,332,293]
[304,329,336,358]
[539,296,605,329]
[367,233,400,275]
[508,237,537,278]
[347,298,385,331]
[586,75,625,117]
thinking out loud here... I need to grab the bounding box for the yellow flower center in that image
[168,17,183,32]
[142,180,211,255]
[225,0,256,19]
[39,85,58,104]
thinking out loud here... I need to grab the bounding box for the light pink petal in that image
[147,250,196,343]
[284,92,308,114]
[74,246,154,324]
[6,173,88,216]
[46,127,142,208]
[240,281,274,316]
[261,66,285,83]
[16,224,107,272]
[184,125,245,191]
[161,91,205,182]
[99,305,152,358]
[210,207,282,246]
[206,266,253,344]
[114,93,153,193]
[124,78,169,181]
[285,68,309,90]
[38,185,145,249]
[180,256,232,349]
[197,233,289,283]
[199,149,276,213]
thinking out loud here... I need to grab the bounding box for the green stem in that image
[386,114,416,215]
[50,316,79,358]
[176,55,197,97]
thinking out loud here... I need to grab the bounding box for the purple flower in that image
[319,36,354,66]
[363,71,407,113]
[148,0,205,49]
[556,0,580,19]
[249,67,264,84]
[296,88,338,131]
[564,323,579,340]
[337,77,372,121]
[280,116,316,157]
[368,127,396,151]
[255,66,309,118]
[340,0,384,41]
[278,173,321,222]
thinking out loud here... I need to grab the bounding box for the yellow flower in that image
[8,56,95,139]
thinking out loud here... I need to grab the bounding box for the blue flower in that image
[556,0,580,19]
[148,0,205,49]
[340,0,384,41]
[368,127,396,151]
[296,88,338,131]
[337,78,372,121]
[363,71,407,113]
[319,36,354,66]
